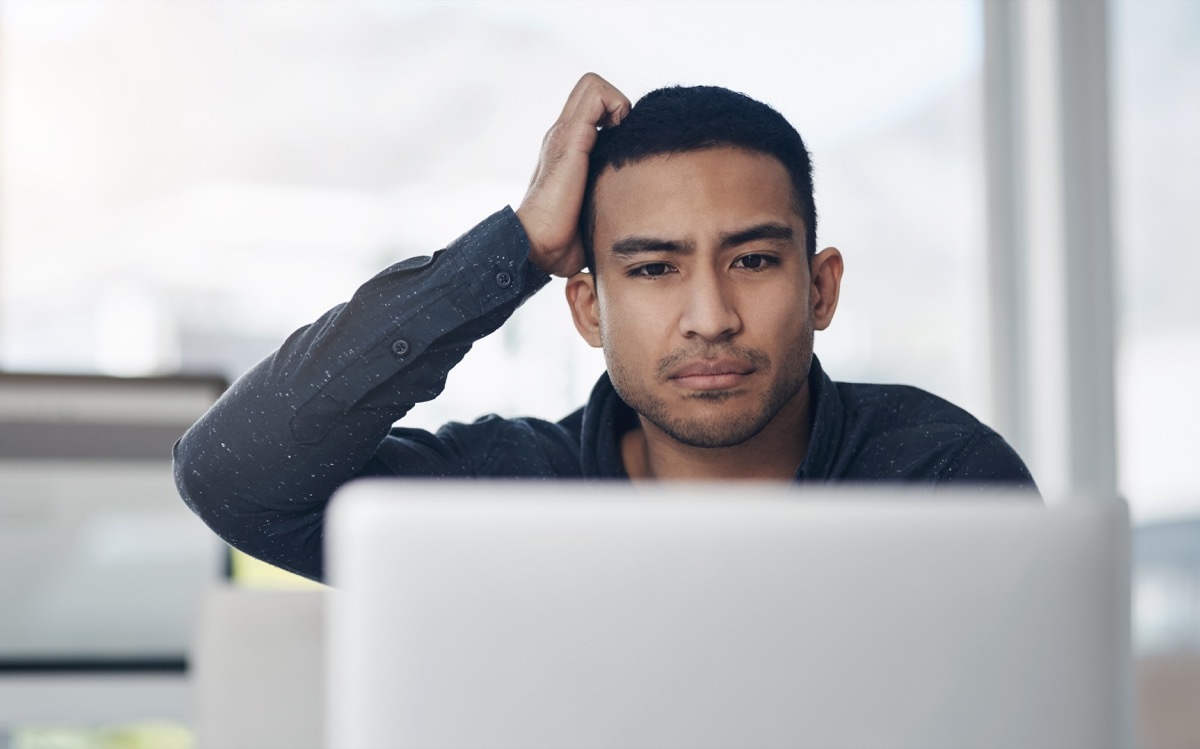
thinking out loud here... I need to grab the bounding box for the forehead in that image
[591,147,802,250]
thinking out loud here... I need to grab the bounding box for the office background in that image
[0,0,1196,746]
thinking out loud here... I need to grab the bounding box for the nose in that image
[677,269,742,341]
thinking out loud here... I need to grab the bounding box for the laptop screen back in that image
[327,481,1130,749]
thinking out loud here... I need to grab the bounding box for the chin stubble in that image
[608,341,811,450]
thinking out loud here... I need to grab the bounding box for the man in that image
[174,74,1036,582]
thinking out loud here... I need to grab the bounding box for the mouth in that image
[667,359,757,391]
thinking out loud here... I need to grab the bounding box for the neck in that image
[620,381,812,482]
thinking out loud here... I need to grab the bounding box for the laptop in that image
[326,481,1131,749]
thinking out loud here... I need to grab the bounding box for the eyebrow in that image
[718,222,795,250]
[608,222,795,259]
[609,236,695,257]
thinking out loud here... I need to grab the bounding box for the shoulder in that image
[837,381,979,435]
[832,381,1037,489]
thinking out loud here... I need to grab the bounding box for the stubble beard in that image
[605,326,814,450]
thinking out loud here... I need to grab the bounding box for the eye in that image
[630,262,676,278]
[732,253,779,271]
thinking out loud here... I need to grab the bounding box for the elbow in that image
[173,425,235,537]
[173,433,202,517]
[172,422,327,583]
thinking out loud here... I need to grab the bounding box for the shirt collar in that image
[580,372,630,479]
[794,355,844,481]
[582,354,845,481]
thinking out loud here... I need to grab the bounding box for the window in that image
[1112,0,1200,523]
[0,0,988,432]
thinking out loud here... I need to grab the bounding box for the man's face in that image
[571,146,819,448]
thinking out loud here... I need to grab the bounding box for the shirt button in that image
[391,339,410,357]
[495,271,512,289]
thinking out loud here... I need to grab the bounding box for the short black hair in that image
[580,85,816,273]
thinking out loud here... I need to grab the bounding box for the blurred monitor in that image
[0,372,226,669]
[328,482,1132,749]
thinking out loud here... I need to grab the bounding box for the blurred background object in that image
[0,373,224,668]
[0,0,1195,746]
[0,0,994,427]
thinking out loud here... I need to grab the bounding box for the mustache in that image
[656,344,772,379]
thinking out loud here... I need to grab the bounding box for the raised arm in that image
[173,74,631,581]
[518,72,631,277]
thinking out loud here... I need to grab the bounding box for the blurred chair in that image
[1134,515,1200,749]
[1138,652,1200,749]
[192,584,326,749]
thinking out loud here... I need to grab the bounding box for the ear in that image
[565,272,603,348]
[810,247,844,331]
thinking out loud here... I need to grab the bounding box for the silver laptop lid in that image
[327,481,1130,749]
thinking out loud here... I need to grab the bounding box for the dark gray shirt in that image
[174,207,1037,582]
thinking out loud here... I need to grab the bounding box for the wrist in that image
[516,206,567,276]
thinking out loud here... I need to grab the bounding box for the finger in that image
[558,73,632,128]
[558,73,609,121]
[600,96,630,128]
[566,87,630,131]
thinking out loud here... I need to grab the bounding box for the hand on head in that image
[517,73,631,278]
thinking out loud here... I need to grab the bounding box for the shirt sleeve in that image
[173,207,551,581]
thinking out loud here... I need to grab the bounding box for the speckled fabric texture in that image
[173,207,1037,582]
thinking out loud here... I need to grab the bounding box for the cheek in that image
[597,288,668,344]
[742,287,808,333]
[597,301,648,381]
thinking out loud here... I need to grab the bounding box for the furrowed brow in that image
[609,236,694,257]
[718,223,795,250]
